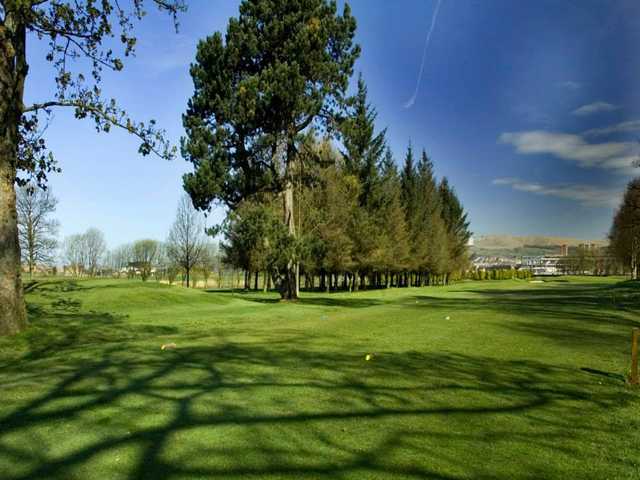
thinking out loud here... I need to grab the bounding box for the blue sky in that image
[25,0,640,248]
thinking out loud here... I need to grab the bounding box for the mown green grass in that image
[1,276,639,479]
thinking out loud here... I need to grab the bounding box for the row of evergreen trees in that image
[220,78,472,292]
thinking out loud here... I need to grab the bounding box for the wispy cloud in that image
[572,101,620,116]
[403,0,443,109]
[584,120,640,137]
[492,178,622,208]
[499,130,636,174]
[557,81,582,90]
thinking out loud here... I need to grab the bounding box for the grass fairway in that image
[1,277,639,479]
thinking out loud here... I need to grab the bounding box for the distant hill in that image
[473,235,606,249]
[470,235,607,258]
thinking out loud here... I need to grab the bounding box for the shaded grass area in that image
[0,277,639,479]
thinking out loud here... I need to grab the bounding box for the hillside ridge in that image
[473,235,607,250]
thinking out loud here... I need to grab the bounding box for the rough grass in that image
[0,276,639,479]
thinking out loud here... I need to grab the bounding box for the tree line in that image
[181,1,471,298]
[104,197,219,287]
[466,269,533,281]
[220,131,471,293]
[17,187,220,287]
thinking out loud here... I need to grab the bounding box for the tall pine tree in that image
[340,73,386,208]
[609,178,640,279]
[415,149,446,285]
[439,177,472,281]
[378,148,410,286]
[182,0,360,299]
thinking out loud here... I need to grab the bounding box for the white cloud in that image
[498,130,636,174]
[557,81,582,90]
[492,178,622,208]
[584,120,640,137]
[572,101,620,116]
[492,177,519,186]
[403,0,443,109]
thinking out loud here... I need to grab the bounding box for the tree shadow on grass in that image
[412,281,640,354]
[4,299,179,364]
[295,296,385,308]
[204,289,386,309]
[471,282,640,321]
[26,279,86,294]
[0,304,638,479]
[460,280,640,312]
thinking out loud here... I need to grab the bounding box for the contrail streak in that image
[403,0,443,109]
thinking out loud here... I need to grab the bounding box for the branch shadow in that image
[2,280,639,479]
[0,304,638,479]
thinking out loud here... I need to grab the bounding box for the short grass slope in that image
[0,277,639,479]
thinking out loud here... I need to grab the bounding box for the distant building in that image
[520,256,562,276]
[467,236,475,247]
[560,244,569,256]
[471,255,518,270]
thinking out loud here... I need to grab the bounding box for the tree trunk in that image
[279,175,298,300]
[632,238,639,281]
[0,147,27,336]
[0,18,28,336]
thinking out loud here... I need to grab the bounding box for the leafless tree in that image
[16,184,59,277]
[166,195,206,288]
[84,228,107,276]
[108,244,134,277]
[63,234,85,276]
[198,242,218,288]
[132,239,160,281]
[63,228,106,276]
